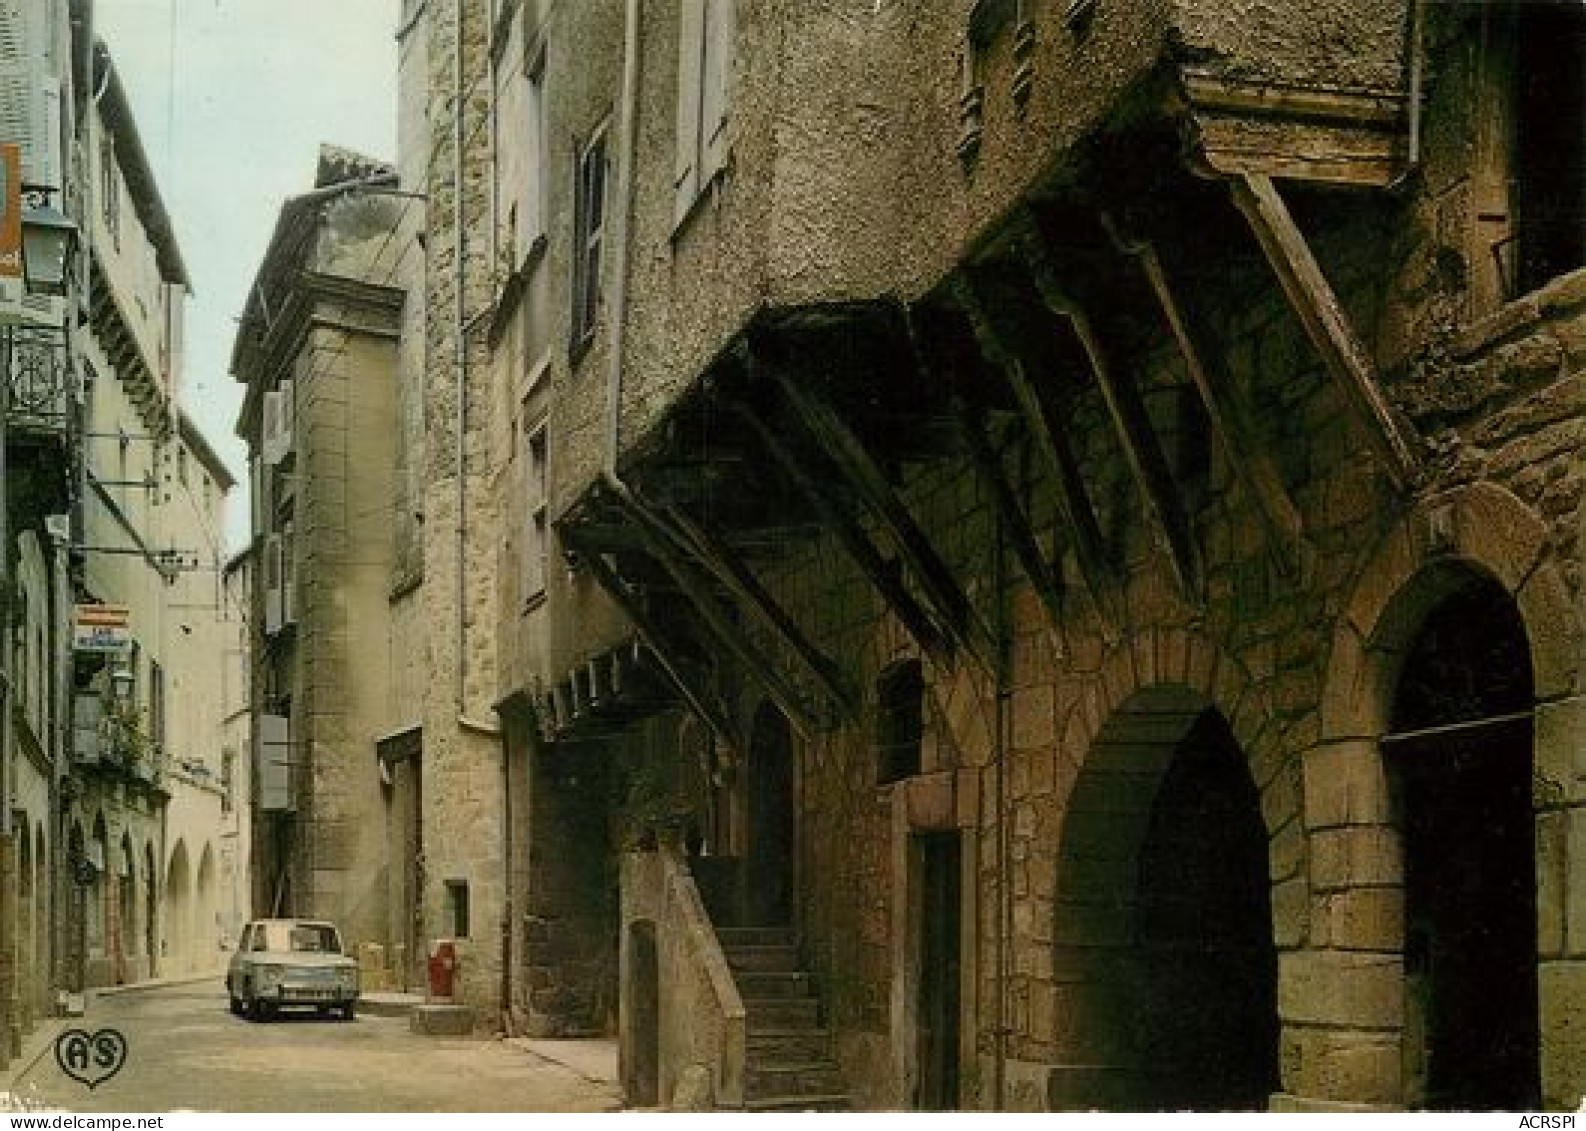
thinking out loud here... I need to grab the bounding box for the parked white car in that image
[226,919,359,1021]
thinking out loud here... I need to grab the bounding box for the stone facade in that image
[369,0,1586,1109]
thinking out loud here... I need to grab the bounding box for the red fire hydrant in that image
[427,939,457,1001]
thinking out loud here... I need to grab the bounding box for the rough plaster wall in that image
[1172,0,1408,90]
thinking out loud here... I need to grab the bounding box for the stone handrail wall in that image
[660,845,747,1109]
[622,846,746,1109]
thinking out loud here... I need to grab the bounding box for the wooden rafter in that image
[735,401,953,667]
[606,487,821,740]
[1228,172,1419,489]
[660,502,856,721]
[948,276,1123,638]
[761,359,996,668]
[1017,230,1205,605]
[1108,219,1313,580]
[574,542,744,760]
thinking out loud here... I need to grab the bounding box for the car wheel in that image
[338,1002,356,1022]
[229,994,243,1016]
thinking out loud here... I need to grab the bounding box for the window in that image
[674,0,735,224]
[445,879,470,938]
[149,660,165,754]
[99,132,120,248]
[1509,1,1584,295]
[571,125,609,348]
[518,35,547,264]
[176,445,189,487]
[523,414,549,600]
[875,659,925,785]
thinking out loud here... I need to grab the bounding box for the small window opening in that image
[445,878,471,938]
[876,659,925,786]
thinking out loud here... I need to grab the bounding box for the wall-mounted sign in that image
[72,604,131,654]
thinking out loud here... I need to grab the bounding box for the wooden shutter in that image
[258,713,293,812]
[674,0,706,223]
[0,0,47,185]
[701,0,735,180]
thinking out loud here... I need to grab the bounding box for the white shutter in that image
[0,0,47,185]
[261,391,283,466]
[72,694,102,764]
[673,0,706,224]
[278,380,295,459]
[263,533,283,635]
[282,522,298,627]
[257,712,293,812]
[701,0,734,180]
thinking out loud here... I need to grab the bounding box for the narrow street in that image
[6,981,621,1113]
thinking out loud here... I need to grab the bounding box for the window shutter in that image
[701,0,735,180]
[73,694,102,764]
[0,0,48,185]
[258,713,293,812]
[263,533,283,635]
[674,0,706,223]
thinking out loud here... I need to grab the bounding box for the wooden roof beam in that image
[948,275,1123,641]
[760,356,997,669]
[660,501,857,722]
[573,543,744,761]
[1016,228,1205,607]
[1106,216,1314,582]
[735,400,954,668]
[606,486,822,740]
[1228,173,1420,490]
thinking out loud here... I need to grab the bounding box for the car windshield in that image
[259,923,342,954]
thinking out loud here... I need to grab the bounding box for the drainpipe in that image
[453,0,468,718]
[603,0,643,485]
[1390,0,1427,190]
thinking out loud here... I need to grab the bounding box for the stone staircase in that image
[717,927,850,1111]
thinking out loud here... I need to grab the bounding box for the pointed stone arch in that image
[1046,627,1302,1110]
[1309,482,1583,1110]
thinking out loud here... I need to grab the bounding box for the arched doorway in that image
[118,833,135,984]
[143,843,158,979]
[1054,686,1279,1110]
[90,815,110,984]
[165,840,191,974]
[34,823,48,1017]
[17,820,32,1027]
[196,845,218,973]
[744,704,795,926]
[1387,573,1538,1110]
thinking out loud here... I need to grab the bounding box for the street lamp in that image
[19,196,79,297]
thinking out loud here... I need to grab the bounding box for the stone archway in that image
[1052,682,1280,1110]
[34,822,47,1017]
[118,833,136,984]
[143,842,158,979]
[1314,483,1582,1111]
[165,840,192,974]
[17,819,32,1029]
[196,845,218,973]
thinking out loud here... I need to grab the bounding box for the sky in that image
[93,0,399,551]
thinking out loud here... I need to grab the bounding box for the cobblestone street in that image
[5,981,621,1113]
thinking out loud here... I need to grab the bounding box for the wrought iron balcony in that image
[5,324,72,436]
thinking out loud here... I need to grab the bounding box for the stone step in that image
[748,1059,846,1099]
[742,1093,851,1113]
[747,1028,834,1061]
[723,945,800,972]
[745,996,819,1030]
[735,970,815,999]
[716,926,796,949]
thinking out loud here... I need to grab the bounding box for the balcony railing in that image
[6,324,71,435]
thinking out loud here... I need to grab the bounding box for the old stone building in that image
[232,146,409,957]
[367,0,1586,1112]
